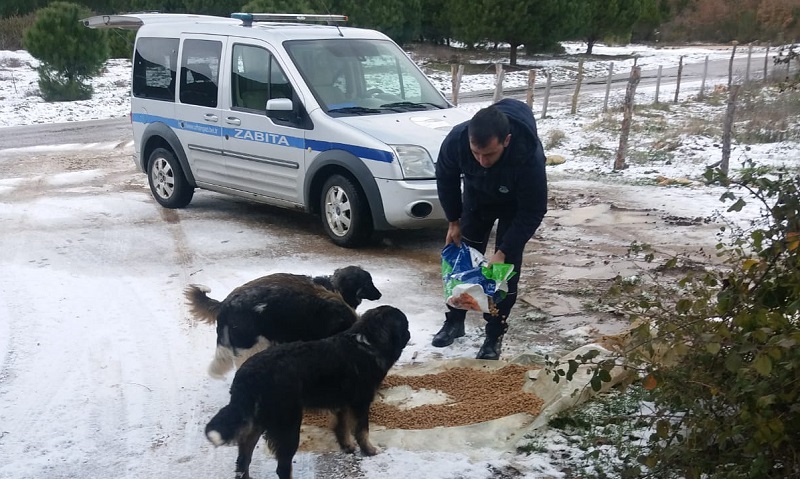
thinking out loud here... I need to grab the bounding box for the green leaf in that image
[566,359,579,381]
[706,342,721,354]
[590,375,602,391]
[583,349,600,360]
[754,354,773,376]
[676,298,693,313]
[757,395,776,407]
[727,198,747,212]
[656,419,670,439]
[725,353,742,372]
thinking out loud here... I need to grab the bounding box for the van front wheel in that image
[320,174,372,248]
[147,148,194,208]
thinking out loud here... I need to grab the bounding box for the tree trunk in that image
[510,43,518,66]
[586,38,595,55]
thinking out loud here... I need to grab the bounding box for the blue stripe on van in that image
[131,113,395,164]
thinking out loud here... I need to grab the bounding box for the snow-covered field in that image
[1,40,798,478]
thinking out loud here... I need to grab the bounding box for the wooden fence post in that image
[615,66,641,171]
[745,43,753,85]
[728,41,738,87]
[450,64,463,105]
[603,62,614,112]
[541,72,552,119]
[720,84,741,179]
[655,65,662,104]
[764,43,771,80]
[492,63,504,103]
[699,55,709,100]
[571,58,584,114]
[674,55,684,103]
[525,69,537,108]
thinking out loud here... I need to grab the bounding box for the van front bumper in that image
[375,178,447,230]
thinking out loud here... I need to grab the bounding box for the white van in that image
[83,12,472,247]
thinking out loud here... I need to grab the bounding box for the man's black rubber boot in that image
[476,334,504,360]
[476,316,508,360]
[431,313,465,347]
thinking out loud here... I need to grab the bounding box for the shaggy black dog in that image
[185,266,382,378]
[205,305,410,479]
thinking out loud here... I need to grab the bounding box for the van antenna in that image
[317,0,343,37]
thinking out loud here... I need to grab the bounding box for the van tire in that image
[320,174,372,248]
[147,148,194,209]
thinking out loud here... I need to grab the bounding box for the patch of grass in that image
[632,115,668,134]
[578,143,613,162]
[642,102,671,112]
[519,386,655,477]
[585,113,619,134]
[735,87,800,143]
[0,57,23,69]
[697,84,728,106]
[545,129,566,150]
[634,104,670,116]
[676,116,721,137]
[628,148,673,165]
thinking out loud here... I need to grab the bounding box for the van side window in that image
[132,37,178,101]
[179,39,222,107]
[231,44,293,112]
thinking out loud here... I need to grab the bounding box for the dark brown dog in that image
[185,266,382,377]
[205,305,410,479]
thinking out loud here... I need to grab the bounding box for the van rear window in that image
[133,37,179,101]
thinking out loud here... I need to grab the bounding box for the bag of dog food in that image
[441,243,515,314]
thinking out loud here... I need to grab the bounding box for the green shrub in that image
[23,2,108,102]
[545,129,566,150]
[545,161,800,478]
[106,29,136,59]
[0,13,36,51]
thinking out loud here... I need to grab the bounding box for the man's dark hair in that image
[468,105,510,148]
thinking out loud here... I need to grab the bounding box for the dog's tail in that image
[185,284,222,324]
[205,396,254,446]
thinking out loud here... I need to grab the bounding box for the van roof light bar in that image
[231,13,348,27]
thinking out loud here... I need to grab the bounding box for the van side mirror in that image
[266,97,295,123]
[266,98,293,112]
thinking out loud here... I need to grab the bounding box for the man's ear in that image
[503,133,511,148]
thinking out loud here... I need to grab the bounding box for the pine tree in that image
[575,0,654,54]
[23,2,108,101]
[335,0,422,45]
[240,0,320,14]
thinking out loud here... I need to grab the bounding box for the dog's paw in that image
[339,442,357,454]
[359,444,380,456]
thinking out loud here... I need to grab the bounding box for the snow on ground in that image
[0,40,797,479]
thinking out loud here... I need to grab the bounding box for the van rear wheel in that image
[147,148,193,208]
[320,174,372,248]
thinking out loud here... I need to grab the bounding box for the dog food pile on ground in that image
[306,364,544,429]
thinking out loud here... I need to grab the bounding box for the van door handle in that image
[204,113,219,122]
[225,117,241,126]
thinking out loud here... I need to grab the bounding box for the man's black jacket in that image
[435,98,548,254]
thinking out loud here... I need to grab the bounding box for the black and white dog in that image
[206,305,410,479]
[185,266,382,378]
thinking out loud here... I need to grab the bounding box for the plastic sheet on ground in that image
[296,346,630,456]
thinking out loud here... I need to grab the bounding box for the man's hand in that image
[445,221,462,247]
[488,249,506,266]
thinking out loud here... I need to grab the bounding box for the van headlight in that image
[392,145,435,179]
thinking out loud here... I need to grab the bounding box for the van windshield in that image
[285,39,449,116]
